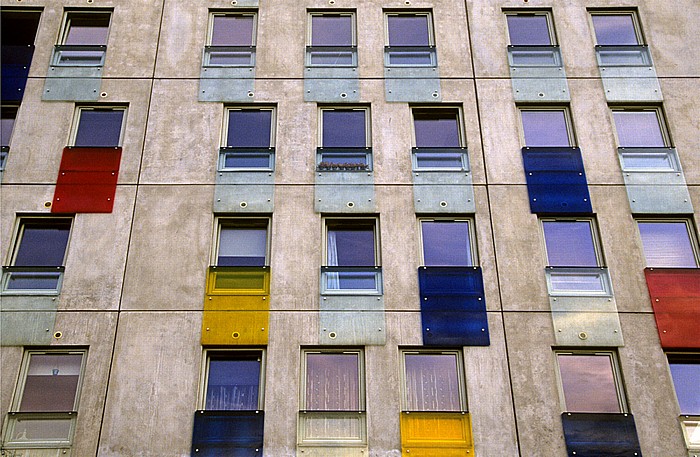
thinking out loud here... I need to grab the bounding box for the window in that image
[71,106,125,147]
[215,219,269,267]
[220,107,275,171]
[520,108,574,147]
[2,218,72,293]
[637,220,698,268]
[420,219,475,266]
[307,12,356,66]
[612,108,667,148]
[2,350,86,449]
[590,11,649,65]
[204,12,257,66]
[411,108,467,170]
[505,11,560,66]
[317,107,371,171]
[54,11,111,66]
[668,354,700,450]
[1,105,18,169]
[401,350,466,412]
[201,350,264,411]
[385,12,436,66]
[322,218,381,293]
[556,351,626,413]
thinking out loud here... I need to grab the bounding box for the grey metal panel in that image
[509,66,570,102]
[384,67,441,102]
[598,65,663,102]
[0,295,59,311]
[304,67,360,102]
[0,311,57,345]
[319,295,385,345]
[43,66,102,101]
[213,174,274,213]
[199,67,256,102]
[231,0,258,6]
[315,172,375,213]
[413,171,475,213]
[320,295,385,312]
[550,295,624,347]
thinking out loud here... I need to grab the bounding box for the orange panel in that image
[400,412,473,455]
[201,311,269,345]
[203,294,269,311]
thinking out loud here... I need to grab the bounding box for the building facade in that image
[1,0,699,456]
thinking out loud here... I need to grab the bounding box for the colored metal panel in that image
[400,412,473,455]
[413,171,474,214]
[191,410,263,456]
[598,65,663,102]
[201,311,268,345]
[199,67,255,102]
[43,66,102,101]
[206,267,270,296]
[214,172,274,213]
[204,295,269,312]
[0,311,56,346]
[304,67,360,102]
[561,412,642,457]
[52,148,121,213]
[315,172,375,213]
[645,268,700,349]
[418,267,484,297]
[319,295,385,345]
[522,147,592,214]
[421,310,489,346]
[384,67,441,102]
[508,47,570,102]
[298,411,367,446]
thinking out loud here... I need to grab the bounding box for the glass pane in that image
[14,222,71,267]
[227,110,272,148]
[507,15,551,45]
[222,151,270,169]
[325,270,378,291]
[388,15,430,46]
[421,221,472,266]
[218,227,267,266]
[669,361,700,415]
[509,48,559,66]
[388,50,433,66]
[206,356,261,410]
[74,110,124,147]
[613,111,665,147]
[558,354,621,413]
[415,151,463,169]
[638,222,697,267]
[65,15,110,45]
[621,152,674,171]
[1,106,17,147]
[9,417,73,442]
[683,421,700,446]
[549,272,606,293]
[19,354,83,412]
[312,15,352,46]
[521,110,570,147]
[306,353,359,410]
[404,354,461,411]
[211,15,254,46]
[322,110,366,148]
[592,14,639,45]
[309,50,354,66]
[543,221,598,267]
[414,111,460,147]
[5,271,62,290]
[318,152,368,169]
[327,228,375,266]
[208,49,253,66]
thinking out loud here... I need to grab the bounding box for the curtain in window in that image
[326,230,340,288]
[404,354,461,411]
[306,354,359,411]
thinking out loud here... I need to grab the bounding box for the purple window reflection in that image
[227,110,272,148]
[328,227,375,266]
[404,354,461,411]
[322,110,366,148]
[211,15,254,46]
[414,110,460,148]
[558,354,621,413]
[306,353,360,410]
[592,15,639,45]
[14,221,71,267]
[1,106,17,147]
[388,15,430,46]
[612,111,665,147]
[521,110,570,147]
[638,222,697,268]
[19,354,83,412]
[312,15,352,46]
[206,355,261,410]
[669,359,700,415]
[421,221,472,266]
[74,110,123,147]
[64,14,110,45]
[507,15,552,45]
[543,221,598,267]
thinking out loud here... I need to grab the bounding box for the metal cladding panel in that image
[418,267,484,297]
[421,311,489,346]
[213,184,274,213]
[52,148,121,213]
[204,295,269,311]
[645,268,700,349]
[599,65,663,102]
[509,67,570,102]
[304,67,360,102]
[191,410,263,455]
[201,311,269,345]
[561,413,642,457]
[522,147,592,214]
[550,306,624,347]
[199,67,255,102]
[384,67,441,102]
[319,311,386,345]
[43,66,102,101]
[320,295,385,312]
[400,412,473,454]
[413,185,474,213]
[0,311,56,346]
[315,172,375,213]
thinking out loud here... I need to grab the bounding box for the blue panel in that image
[522,147,592,214]
[561,413,642,457]
[418,267,484,296]
[421,310,489,346]
[192,411,263,456]
[2,44,34,101]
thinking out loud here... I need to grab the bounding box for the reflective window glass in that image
[387,15,430,46]
[543,220,598,267]
[63,13,110,45]
[211,14,254,46]
[521,110,571,147]
[668,355,700,415]
[305,352,360,410]
[557,353,622,413]
[421,220,473,266]
[638,221,698,268]
[19,353,83,412]
[205,353,262,410]
[312,15,352,46]
[322,109,367,148]
[591,14,640,45]
[226,110,272,148]
[507,15,552,45]
[327,225,375,267]
[13,220,71,267]
[74,108,124,147]
[1,106,18,148]
[404,353,462,411]
[217,221,268,266]
[613,110,665,147]
[413,109,460,148]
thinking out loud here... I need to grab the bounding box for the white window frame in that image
[518,106,577,148]
[198,348,266,411]
[69,105,127,147]
[399,349,467,412]
[418,217,478,267]
[212,217,271,267]
[306,11,357,67]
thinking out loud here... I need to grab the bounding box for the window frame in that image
[519,106,576,148]
[554,350,628,414]
[636,218,700,268]
[306,10,357,67]
[220,106,276,171]
[53,10,112,66]
[317,106,372,171]
[504,10,557,46]
[399,349,467,412]
[198,348,266,411]
[384,11,437,67]
[667,353,700,450]
[204,10,258,67]
[300,348,366,413]
[69,105,127,148]
[410,106,469,171]
[419,217,478,267]
[540,217,604,267]
[610,106,671,149]
[212,217,271,267]
[1,104,19,170]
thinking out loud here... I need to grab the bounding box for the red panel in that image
[645,268,700,349]
[52,148,121,213]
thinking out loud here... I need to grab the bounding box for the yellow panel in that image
[206,266,270,295]
[400,412,473,454]
[201,311,269,345]
[203,294,270,311]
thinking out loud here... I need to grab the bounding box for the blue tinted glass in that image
[14,221,71,266]
[206,357,261,410]
[414,111,460,147]
[74,110,123,147]
[422,221,472,266]
[592,15,639,45]
[521,110,570,147]
[211,15,254,46]
[669,361,700,415]
[223,151,270,169]
[227,111,272,147]
[507,15,552,45]
[562,413,642,454]
[388,15,430,46]
[322,110,366,147]
[1,106,17,147]
[191,411,264,452]
[312,15,352,46]
[65,14,110,45]
[328,228,375,266]
[543,221,598,267]
[422,310,490,346]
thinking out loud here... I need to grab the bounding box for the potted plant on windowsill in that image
[317,161,369,171]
